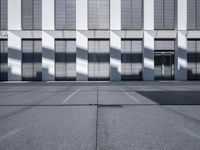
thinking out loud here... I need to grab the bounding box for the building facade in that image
[0,0,200,81]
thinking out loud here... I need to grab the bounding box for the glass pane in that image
[163,53,172,79]
[154,53,162,79]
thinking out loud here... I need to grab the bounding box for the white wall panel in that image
[76,0,87,30]
[8,0,21,30]
[110,0,121,30]
[144,0,154,30]
[42,0,54,30]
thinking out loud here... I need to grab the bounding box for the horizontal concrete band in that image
[1,31,200,39]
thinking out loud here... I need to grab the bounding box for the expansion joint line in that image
[96,86,99,150]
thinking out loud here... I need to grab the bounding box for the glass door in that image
[154,52,174,80]
[154,53,162,80]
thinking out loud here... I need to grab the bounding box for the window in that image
[55,0,76,30]
[22,39,42,81]
[0,40,7,81]
[0,0,7,30]
[55,39,76,80]
[121,0,143,30]
[88,0,110,30]
[187,0,200,30]
[22,0,42,30]
[88,40,110,80]
[154,0,176,30]
[121,40,143,80]
[187,40,200,80]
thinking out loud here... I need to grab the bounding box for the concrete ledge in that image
[187,31,200,39]
[9,31,42,39]
[43,31,76,39]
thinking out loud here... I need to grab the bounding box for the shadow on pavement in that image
[137,91,200,105]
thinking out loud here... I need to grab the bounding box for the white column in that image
[76,0,88,30]
[144,0,154,30]
[110,0,121,30]
[42,0,55,30]
[8,32,22,80]
[175,31,187,80]
[76,31,88,81]
[110,31,121,80]
[143,31,154,80]
[8,0,21,30]
[42,32,55,81]
[178,0,187,30]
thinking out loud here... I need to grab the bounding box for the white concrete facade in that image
[1,0,200,81]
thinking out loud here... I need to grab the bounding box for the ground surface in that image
[0,81,200,150]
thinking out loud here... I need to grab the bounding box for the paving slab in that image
[0,92,54,105]
[98,91,138,105]
[0,106,97,150]
[97,105,200,150]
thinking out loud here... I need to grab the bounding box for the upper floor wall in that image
[0,0,198,30]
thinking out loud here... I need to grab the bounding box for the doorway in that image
[154,51,174,80]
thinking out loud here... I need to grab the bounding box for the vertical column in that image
[8,0,22,81]
[76,0,88,30]
[175,31,187,80]
[143,31,154,80]
[42,32,55,81]
[110,31,121,80]
[42,0,55,30]
[8,0,21,30]
[144,0,154,30]
[8,32,22,80]
[178,0,187,30]
[110,0,121,30]
[177,0,187,80]
[76,32,88,80]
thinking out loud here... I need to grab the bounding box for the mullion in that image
[163,0,165,29]
[32,40,34,81]
[0,41,1,80]
[131,40,133,80]
[196,41,198,79]
[97,41,99,78]
[0,0,1,29]
[131,0,132,29]
[97,0,100,29]
[32,0,34,29]
[65,0,67,29]
[195,0,197,29]
[65,40,67,80]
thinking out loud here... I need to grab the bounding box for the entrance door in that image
[154,52,174,80]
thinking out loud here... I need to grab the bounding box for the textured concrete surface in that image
[0,81,200,150]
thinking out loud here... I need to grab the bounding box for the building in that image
[0,0,199,81]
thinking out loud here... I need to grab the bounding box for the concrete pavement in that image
[0,81,200,150]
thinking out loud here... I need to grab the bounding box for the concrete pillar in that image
[144,0,154,30]
[42,32,55,81]
[110,0,121,30]
[42,0,55,30]
[76,31,88,81]
[76,0,88,30]
[8,32,22,80]
[8,0,21,30]
[110,31,121,80]
[143,31,154,80]
[178,0,187,30]
[175,31,187,80]
[7,0,22,80]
